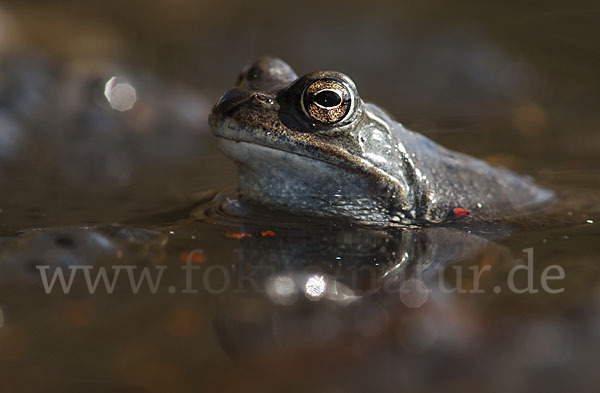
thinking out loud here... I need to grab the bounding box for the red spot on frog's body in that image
[450,208,470,218]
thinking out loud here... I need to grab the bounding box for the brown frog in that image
[209,57,554,226]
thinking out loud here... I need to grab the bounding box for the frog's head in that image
[209,57,414,224]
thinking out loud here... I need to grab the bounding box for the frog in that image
[209,57,554,226]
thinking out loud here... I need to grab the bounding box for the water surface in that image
[0,1,599,392]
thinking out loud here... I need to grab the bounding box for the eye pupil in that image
[314,90,342,108]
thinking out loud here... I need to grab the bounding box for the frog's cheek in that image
[217,138,393,225]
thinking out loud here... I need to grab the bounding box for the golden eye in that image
[301,79,352,124]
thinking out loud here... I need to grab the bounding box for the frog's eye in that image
[301,78,353,124]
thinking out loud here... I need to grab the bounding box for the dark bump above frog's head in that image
[236,57,298,90]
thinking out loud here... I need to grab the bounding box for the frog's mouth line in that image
[214,135,359,172]
[214,134,410,201]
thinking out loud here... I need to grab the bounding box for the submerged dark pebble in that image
[0,228,117,282]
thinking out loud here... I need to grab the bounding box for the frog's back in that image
[391,122,555,222]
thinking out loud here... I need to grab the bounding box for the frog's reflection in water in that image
[213,224,507,356]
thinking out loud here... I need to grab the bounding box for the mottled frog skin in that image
[209,57,554,226]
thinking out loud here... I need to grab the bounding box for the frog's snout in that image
[213,88,274,114]
[210,88,243,128]
[214,88,247,114]
[209,87,277,131]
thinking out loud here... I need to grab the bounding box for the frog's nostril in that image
[212,88,275,119]
[251,93,274,107]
